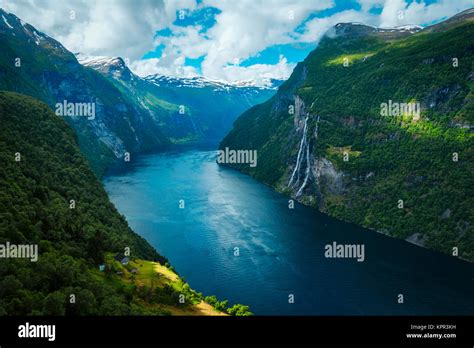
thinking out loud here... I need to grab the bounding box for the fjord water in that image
[104,148,474,315]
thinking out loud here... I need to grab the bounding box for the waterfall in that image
[288,115,308,187]
[296,116,320,196]
[296,136,310,196]
[287,93,322,197]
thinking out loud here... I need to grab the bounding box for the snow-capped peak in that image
[76,53,126,67]
[332,22,423,37]
[76,54,283,90]
[338,22,423,31]
[144,75,232,90]
[76,54,135,82]
[231,78,282,89]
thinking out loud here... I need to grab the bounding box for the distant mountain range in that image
[77,53,280,146]
[220,9,474,261]
[0,8,278,176]
[142,74,283,90]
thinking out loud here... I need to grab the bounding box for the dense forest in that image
[0,91,161,314]
[220,11,474,261]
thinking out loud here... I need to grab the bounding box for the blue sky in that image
[4,0,474,85]
[144,0,365,75]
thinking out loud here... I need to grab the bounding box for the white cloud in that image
[2,0,196,59]
[198,0,334,81]
[133,0,335,82]
[379,0,407,27]
[297,9,377,43]
[379,0,474,27]
[220,55,295,85]
[130,57,199,78]
[145,24,211,77]
[357,0,386,12]
[2,0,473,84]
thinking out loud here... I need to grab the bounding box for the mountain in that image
[0,9,170,176]
[0,8,279,175]
[220,9,474,260]
[78,54,280,144]
[327,22,422,40]
[0,91,243,316]
[143,74,283,90]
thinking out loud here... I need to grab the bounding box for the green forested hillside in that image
[220,11,474,260]
[0,91,169,314]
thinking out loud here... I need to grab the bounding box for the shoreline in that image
[217,162,473,264]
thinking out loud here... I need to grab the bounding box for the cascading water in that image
[288,111,320,197]
[288,115,308,188]
[295,115,320,197]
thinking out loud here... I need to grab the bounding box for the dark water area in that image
[104,148,474,315]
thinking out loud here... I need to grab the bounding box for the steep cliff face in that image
[220,10,474,260]
[0,9,170,176]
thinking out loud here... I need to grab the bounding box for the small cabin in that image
[114,253,129,266]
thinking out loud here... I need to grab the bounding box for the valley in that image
[0,8,278,176]
[104,148,474,315]
[0,5,473,317]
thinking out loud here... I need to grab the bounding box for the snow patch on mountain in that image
[76,54,125,67]
[378,24,423,33]
[342,22,423,32]
[145,74,281,90]
[32,30,43,45]
[334,22,423,35]
[2,14,13,29]
[76,54,283,90]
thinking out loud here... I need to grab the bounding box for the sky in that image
[1,0,473,85]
